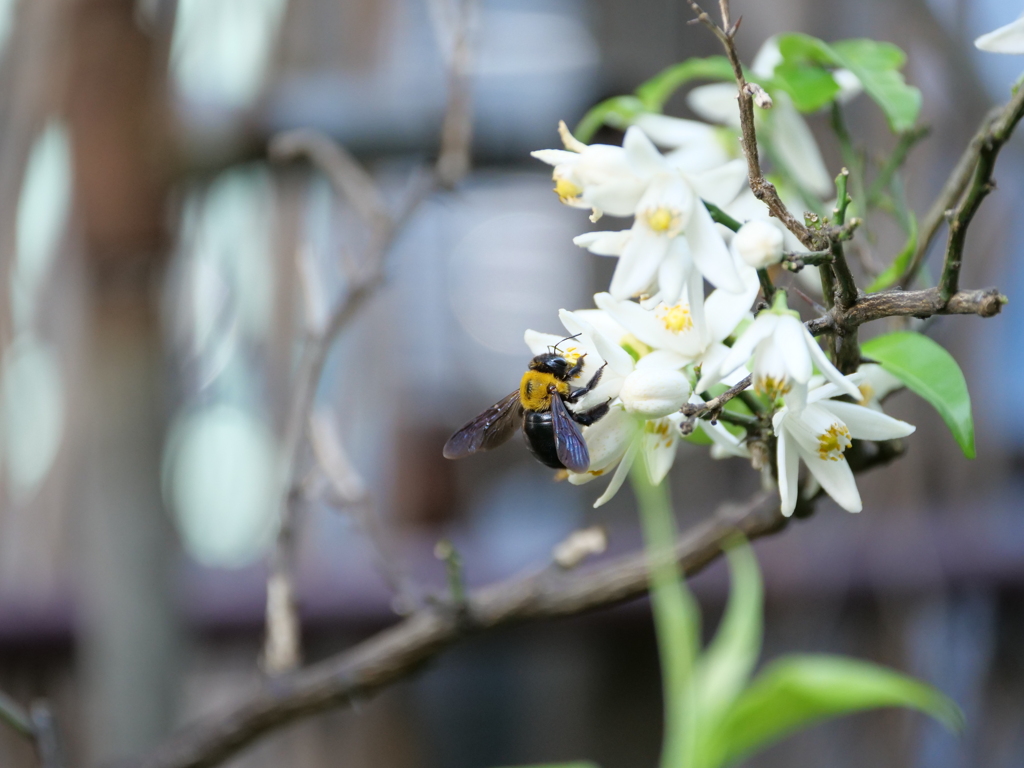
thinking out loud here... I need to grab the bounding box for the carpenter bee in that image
[443,338,610,473]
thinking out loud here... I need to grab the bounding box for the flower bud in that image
[619,369,690,419]
[732,220,785,269]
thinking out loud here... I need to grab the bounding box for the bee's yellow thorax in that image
[520,371,569,412]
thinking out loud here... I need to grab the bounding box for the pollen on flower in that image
[755,374,792,401]
[644,206,681,234]
[554,176,582,203]
[817,423,852,461]
[588,469,605,477]
[561,346,583,367]
[657,303,693,334]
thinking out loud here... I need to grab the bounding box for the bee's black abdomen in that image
[522,411,564,469]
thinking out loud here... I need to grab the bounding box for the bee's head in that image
[529,352,573,379]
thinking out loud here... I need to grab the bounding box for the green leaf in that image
[860,331,975,458]
[776,34,922,132]
[770,62,840,112]
[866,212,917,291]
[831,40,922,133]
[710,655,964,767]
[693,538,763,721]
[574,96,645,143]
[634,56,736,112]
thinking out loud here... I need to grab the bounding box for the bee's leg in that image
[566,362,606,403]
[570,398,611,426]
[565,353,587,381]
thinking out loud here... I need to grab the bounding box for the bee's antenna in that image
[552,332,583,353]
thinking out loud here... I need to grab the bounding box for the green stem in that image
[703,199,741,232]
[757,269,775,303]
[630,459,700,768]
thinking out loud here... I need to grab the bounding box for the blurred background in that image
[0,0,1023,766]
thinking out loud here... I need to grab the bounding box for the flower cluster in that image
[525,74,916,513]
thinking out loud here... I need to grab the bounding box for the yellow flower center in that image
[858,382,874,403]
[645,206,680,233]
[817,423,852,461]
[755,374,791,402]
[554,177,582,203]
[657,303,693,334]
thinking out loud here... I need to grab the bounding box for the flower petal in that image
[633,113,719,149]
[561,309,635,379]
[976,15,1024,54]
[777,428,800,516]
[715,313,779,381]
[531,149,578,166]
[524,329,565,357]
[767,93,833,198]
[574,230,631,256]
[777,315,813,384]
[623,126,667,177]
[687,83,742,128]
[796,443,862,513]
[689,159,749,208]
[687,201,744,293]
[802,326,863,401]
[819,400,915,441]
[576,405,637,475]
[643,419,679,485]
[593,438,640,507]
[609,223,670,299]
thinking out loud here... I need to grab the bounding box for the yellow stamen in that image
[858,382,874,404]
[645,206,679,233]
[657,303,693,333]
[560,346,583,367]
[755,374,792,402]
[554,177,582,203]
[817,423,852,461]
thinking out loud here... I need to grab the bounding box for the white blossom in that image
[531,121,661,220]
[699,292,861,407]
[773,377,915,516]
[976,13,1024,54]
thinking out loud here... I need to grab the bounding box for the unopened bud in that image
[732,220,785,269]
[619,369,690,419]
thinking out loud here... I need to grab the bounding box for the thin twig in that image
[681,375,753,420]
[260,0,477,672]
[939,82,1024,301]
[866,126,931,205]
[0,689,33,740]
[685,1,821,250]
[899,103,1005,288]
[30,702,64,768]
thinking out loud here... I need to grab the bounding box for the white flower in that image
[700,292,861,407]
[574,160,748,298]
[531,121,662,220]
[976,13,1024,54]
[595,267,758,377]
[773,377,915,516]
[854,363,903,411]
[732,219,785,269]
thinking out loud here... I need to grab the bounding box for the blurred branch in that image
[260,0,477,673]
[132,492,785,768]
[0,692,65,768]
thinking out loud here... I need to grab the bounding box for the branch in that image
[806,286,1006,336]
[681,375,752,422]
[939,81,1024,300]
[133,493,784,768]
[0,692,65,768]
[901,83,1024,288]
[686,1,822,250]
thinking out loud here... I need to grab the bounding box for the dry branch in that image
[135,494,782,768]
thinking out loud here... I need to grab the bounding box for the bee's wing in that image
[550,391,590,473]
[443,391,524,459]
